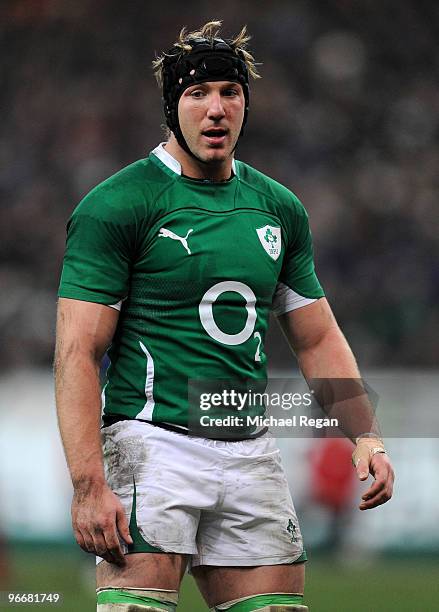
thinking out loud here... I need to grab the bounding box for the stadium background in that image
[1,1,438,610]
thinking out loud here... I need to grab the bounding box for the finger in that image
[101,509,128,566]
[74,522,96,554]
[75,516,98,552]
[89,512,125,566]
[91,521,122,565]
[103,525,126,566]
[360,488,385,507]
[73,528,87,553]
[116,507,133,545]
[359,487,392,510]
[91,529,111,561]
[97,545,121,565]
[361,477,386,500]
[360,485,392,510]
[79,531,97,554]
[362,461,394,498]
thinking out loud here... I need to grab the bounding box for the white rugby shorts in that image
[97,420,306,567]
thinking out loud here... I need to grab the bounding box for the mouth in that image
[201,128,228,146]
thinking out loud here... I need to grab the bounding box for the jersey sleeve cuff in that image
[58,286,125,307]
[272,281,321,316]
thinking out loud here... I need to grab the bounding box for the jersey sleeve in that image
[272,199,324,316]
[58,189,135,305]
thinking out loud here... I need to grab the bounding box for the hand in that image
[356,451,395,511]
[71,480,133,566]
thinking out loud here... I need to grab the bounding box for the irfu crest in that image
[287,519,298,543]
[256,225,281,261]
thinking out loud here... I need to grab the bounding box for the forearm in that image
[295,325,379,441]
[54,347,105,489]
[279,292,393,506]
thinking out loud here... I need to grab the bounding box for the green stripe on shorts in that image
[128,476,164,554]
[293,549,307,563]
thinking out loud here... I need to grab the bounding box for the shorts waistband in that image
[102,414,268,442]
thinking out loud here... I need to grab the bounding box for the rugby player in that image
[54,21,394,612]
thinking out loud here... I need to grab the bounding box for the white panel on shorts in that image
[272,281,316,315]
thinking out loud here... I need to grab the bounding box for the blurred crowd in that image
[1,0,438,370]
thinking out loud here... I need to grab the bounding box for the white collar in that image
[151,142,236,176]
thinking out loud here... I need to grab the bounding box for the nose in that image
[206,92,225,120]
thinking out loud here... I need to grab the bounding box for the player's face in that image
[178,81,245,165]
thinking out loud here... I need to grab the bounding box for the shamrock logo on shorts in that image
[287,519,298,543]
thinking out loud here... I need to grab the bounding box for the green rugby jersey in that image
[58,144,324,428]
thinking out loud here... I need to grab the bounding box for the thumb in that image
[116,507,133,545]
[355,458,370,481]
[352,441,372,480]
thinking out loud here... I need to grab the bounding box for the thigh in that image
[96,552,187,589]
[193,563,305,608]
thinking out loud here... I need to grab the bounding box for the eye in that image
[190,89,205,98]
[224,88,239,96]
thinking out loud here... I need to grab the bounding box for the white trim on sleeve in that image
[272,281,317,316]
[108,300,122,311]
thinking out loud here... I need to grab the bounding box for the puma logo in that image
[158,227,193,255]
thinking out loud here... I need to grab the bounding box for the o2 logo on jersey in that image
[199,281,262,362]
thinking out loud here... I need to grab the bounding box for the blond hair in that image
[152,20,261,87]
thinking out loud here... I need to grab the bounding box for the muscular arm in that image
[277,298,394,510]
[54,298,132,563]
[278,297,359,380]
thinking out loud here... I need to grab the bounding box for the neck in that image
[164,136,233,182]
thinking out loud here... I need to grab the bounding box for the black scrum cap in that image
[161,37,250,154]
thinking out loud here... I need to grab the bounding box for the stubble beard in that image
[191,134,239,167]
